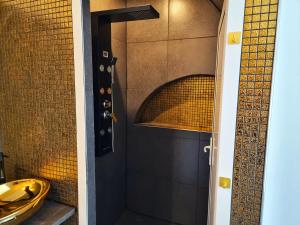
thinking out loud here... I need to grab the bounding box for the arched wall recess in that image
[135,74,215,132]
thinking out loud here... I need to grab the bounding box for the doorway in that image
[72,0,245,225]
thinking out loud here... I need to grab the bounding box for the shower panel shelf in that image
[135,122,212,133]
[92,5,159,23]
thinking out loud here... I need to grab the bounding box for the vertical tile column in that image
[231,0,279,224]
[0,0,77,224]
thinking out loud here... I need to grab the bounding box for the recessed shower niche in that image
[90,0,220,224]
[135,74,215,132]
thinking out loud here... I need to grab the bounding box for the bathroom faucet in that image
[0,152,7,184]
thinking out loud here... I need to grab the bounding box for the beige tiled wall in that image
[127,0,219,120]
[0,0,77,224]
[169,0,219,39]
[127,41,168,92]
[167,38,217,80]
[127,0,169,42]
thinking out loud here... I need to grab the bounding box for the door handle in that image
[204,137,213,166]
[204,145,211,153]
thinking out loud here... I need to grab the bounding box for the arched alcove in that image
[135,74,215,132]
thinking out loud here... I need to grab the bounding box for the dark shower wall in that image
[126,0,219,224]
[90,0,127,225]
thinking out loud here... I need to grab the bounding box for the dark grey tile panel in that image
[96,173,126,225]
[127,128,204,185]
[115,211,177,225]
[153,180,198,225]
[127,172,156,216]
[196,188,209,225]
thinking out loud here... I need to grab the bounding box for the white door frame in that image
[71,0,246,224]
[209,0,245,225]
[72,0,96,225]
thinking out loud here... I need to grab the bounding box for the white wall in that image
[261,1,300,225]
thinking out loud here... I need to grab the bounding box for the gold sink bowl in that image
[0,179,50,224]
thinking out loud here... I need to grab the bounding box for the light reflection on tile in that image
[0,0,77,224]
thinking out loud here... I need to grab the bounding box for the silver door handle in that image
[204,145,211,153]
[204,137,213,166]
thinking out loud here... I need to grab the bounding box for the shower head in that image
[92,5,159,23]
[111,57,117,66]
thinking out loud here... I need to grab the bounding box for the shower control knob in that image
[100,129,105,136]
[103,100,112,109]
[99,88,105,95]
[99,64,105,72]
[108,127,112,134]
[103,110,112,119]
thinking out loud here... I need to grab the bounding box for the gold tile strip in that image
[231,0,279,224]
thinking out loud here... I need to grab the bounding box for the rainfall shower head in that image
[92,5,159,23]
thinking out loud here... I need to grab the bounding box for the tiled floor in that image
[114,211,179,225]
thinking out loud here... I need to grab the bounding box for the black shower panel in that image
[91,5,159,157]
[91,15,115,157]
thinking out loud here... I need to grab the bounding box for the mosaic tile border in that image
[231,0,279,224]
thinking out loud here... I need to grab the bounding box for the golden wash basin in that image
[0,179,50,224]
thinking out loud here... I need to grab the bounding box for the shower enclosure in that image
[90,1,221,224]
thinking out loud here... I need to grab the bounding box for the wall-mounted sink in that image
[0,179,50,224]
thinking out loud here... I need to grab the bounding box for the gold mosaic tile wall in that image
[231,0,279,224]
[135,75,215,132]
[0,0,77,224]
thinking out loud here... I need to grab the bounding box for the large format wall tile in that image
[127,41,168,90]
[168,37,217,80]
[127,0,169,42]
[153,180,198,225]
[126,125,211,224]
[127,172,199,225]
[91,0,125,10]
[91,0,126,42]
[127,172,156,216]
[169,0,220,39]
[126,1,218,224]
[127,89,152,125]
[127,129,203,185]
[96,173,126,225]
[112,39,127,89]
